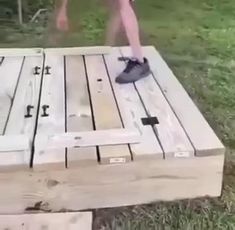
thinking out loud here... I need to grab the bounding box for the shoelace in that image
[118,56,140,73]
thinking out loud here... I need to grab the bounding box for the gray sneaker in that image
[116,57,151,84]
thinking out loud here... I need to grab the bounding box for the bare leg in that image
[105,0,122,46]
[118,0,144,62]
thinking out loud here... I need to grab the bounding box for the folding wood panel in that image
[136,46,224,156]
[33,54,66,170]
[65,55,97,167]
[0,55,43,170]
[104,48,163,160]
[120,47,194,158]
[84,55,132,164]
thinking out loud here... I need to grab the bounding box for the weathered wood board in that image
[0,212,92,230]
[0,55,43,170]
[0,155,224,214]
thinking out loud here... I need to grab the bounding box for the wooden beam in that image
[44,46,111,56]
[0,155,224,214]
[0,48,43,57]
[0,135,29,152]
[35,129,141,151]
[0,212,92,230]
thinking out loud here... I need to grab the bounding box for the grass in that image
[0,0,235,229]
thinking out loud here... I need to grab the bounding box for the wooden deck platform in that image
[0,46,225,214]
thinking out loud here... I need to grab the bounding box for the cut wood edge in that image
[35,129,141,151]
[0,48,43,57]
[0,135,30,152]
[44,46,111,55]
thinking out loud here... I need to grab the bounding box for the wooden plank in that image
[0,56,24,134]
[1,56,43,169]
[120,47,194,158]
[45,46,111,56]
[35,129,141,151]
[0,155,224,214]
[33,54,66,170]
[0,48,43,57]
[0,212,92,230]
[84,55,131,164]
[104,48,163,160]
[142,46,225,156]
[65,55,97,167]
[0,135,29,152]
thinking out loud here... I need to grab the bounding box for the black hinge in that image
[33,66,41,75]
[44,66,51,75]
[25,105,34,118]
[41,105,50,117]
[141,117,159,126]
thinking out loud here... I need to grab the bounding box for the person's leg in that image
[118,0,143,62]
[115,0,151,84]
[105,0,122,46]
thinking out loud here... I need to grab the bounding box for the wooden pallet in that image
[0,212,92,229]
[0,46,225,214]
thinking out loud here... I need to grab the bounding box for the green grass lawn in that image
[1,0,235,229]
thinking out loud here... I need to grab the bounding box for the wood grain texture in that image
[121,47,194,158]
[1,56,43,170]
[35,129,140,150]
[0,135,29,152]
[45,46,111,56]
[65,55,97,167]
[33,54,66,170]
[104,48,163,160]
[140,46,225,156]
[84,55,131,164]
[0,155,224,214]
[0,212,92,230]
[0,56,24,134]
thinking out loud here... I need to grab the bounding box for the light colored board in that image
[33,54,66,170]
[121,47,194,158]
[0,212,92,230]
[0,48,43,57]
[0,56,24,134]
[45,46,111,56]
[0,155,224,214]
[84,55,131,164]
[0,135,29,152]
[104,48,163,160]
[1,56,43,169]
[65,55,97,167]
[142,46,225,156]
[35,129,141,150]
